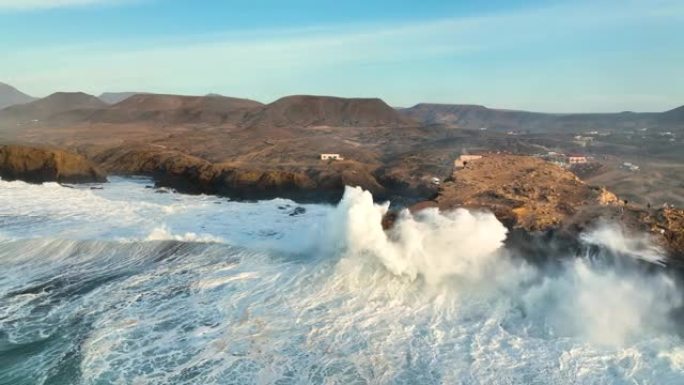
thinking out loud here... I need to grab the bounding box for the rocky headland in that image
[405,155,684,263]
[89,145,387,202]
[0,144,106,184]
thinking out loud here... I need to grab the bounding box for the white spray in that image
[320,186,683,347]
[321,186,509,285]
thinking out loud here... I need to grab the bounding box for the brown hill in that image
[0,82,36,109]
[661,105,684,123]
[244,95,415,129]
[0,144,106,183]
[0,92,106,124]
[89,93,264,125]
[400,103,676,133]
[400,103,547,129]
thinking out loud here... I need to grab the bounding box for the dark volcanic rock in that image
[0,145,107,184]
[289,207,306,216]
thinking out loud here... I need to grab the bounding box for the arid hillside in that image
[244,95,415,129]
[400,103,681,133]
[0,92,107,124]
[88,94,264,125]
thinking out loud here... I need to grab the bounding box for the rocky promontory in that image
[408,154,684,262]
[0,144,107,184]
[91,145,387,202]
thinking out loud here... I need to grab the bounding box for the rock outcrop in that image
[430,155,616,231]
[0,145,107,184]
[92,146,386,202]
[638,207,684,261]
[408,154,684,261]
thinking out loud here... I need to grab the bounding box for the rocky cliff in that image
[0,145,107,184]
[408,154,684,261]
[92,145,386,202]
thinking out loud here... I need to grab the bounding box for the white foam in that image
[145,225,225,243]
[1,179,683,384]
[581,222,667,265]
[0,176,329,249]
[321,186,508,284]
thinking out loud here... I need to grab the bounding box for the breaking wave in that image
[1,179,683,384]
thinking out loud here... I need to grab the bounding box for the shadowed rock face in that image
[639,207,684,262]
[0,145,107,184]
[91,146,386,203]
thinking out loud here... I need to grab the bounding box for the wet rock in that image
[289,207,306,216]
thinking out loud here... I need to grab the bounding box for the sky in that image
[1,0,683,112]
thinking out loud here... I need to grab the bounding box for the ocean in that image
[1,177,683,384]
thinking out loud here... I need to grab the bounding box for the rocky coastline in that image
[405,155,684,264]
[0,144,106,184]
[1,144,682,263]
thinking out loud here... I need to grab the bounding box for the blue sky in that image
[1,0,682,112]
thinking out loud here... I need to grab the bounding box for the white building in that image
[568,155,588,164]
[622,162,640,171]
[320,153,344,161]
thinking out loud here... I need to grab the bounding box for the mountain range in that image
[399,103,682,133]
[0,82,682,133]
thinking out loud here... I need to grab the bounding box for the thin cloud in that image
[0,0,133,10]
[4,0,683,111]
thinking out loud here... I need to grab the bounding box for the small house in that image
[320,153,344,161]
[568,155,588,164]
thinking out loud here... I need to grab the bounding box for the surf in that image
[1,178,683,384]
